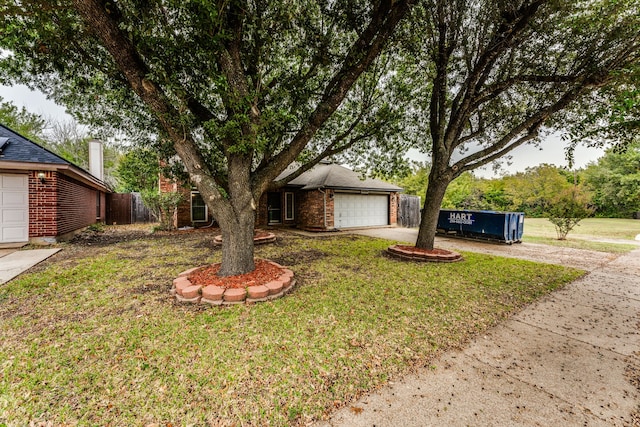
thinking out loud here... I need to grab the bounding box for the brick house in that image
[163,162,402,231]
[0,124,110,244]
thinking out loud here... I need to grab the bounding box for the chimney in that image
[88,139,104,181]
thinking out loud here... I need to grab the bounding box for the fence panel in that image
[107,193,133,225]
[398,194,421,228]
[131,192,155,223]
[107,192,155,225]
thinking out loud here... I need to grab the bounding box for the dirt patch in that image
[70,225,152,246]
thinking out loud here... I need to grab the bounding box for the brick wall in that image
[56,174,105,235]
[28,171,58,237]
[175,185,193,228]
[389,192,398,225]
[296,189,334,230]
[28,171,106,238]
[256,192,268,226]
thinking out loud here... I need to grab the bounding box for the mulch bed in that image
[189,259,283,289]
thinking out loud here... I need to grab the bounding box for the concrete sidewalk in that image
[0,249,61,285]
[315,230,640,426]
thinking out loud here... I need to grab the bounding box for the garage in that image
[334,193,389,228]
[0,173,29,243]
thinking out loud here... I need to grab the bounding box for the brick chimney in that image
[88,139,104,181]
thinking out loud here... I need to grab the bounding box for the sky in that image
[0,83,607,179]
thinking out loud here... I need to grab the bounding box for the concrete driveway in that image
[0,248,61,285]
[315,228,640,426]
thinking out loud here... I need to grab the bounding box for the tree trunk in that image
[217,206,256,277]
[208,154,257,277]
[415,171,452,250]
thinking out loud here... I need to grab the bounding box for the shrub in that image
[141,190,184,231]
[547,187,594,240]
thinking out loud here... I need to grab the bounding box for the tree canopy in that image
[2,0,638,262]
[403,0,640,249]
[1,0,415,275]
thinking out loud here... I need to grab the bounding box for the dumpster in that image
[437,210,524,243]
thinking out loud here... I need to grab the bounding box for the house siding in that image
[56,173,106,235]
[28,171,106,239]
[160,176,212,228]
[165,181,398,231]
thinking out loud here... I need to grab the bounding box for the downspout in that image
[318,188,327,229]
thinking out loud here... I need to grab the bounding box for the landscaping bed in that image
[0,226,584,425]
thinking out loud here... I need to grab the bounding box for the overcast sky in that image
[1,83,606,178]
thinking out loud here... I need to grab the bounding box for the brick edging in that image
[171,260,295,305]
[212,231,277,246]
[387,244,464,263]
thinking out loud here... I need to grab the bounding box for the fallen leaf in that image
[350,406,363,415]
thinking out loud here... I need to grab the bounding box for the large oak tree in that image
[403,0,639,249]
[1,0,415,275]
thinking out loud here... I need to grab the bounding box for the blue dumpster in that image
[437,210,524,243]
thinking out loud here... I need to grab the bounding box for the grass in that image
[523,218,640,253]
[0,229,583,426]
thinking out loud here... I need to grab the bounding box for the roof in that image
[281,162,403,192]
[0,124,71,165]
[0,124,110,192]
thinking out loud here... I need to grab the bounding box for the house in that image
[162,162,402,231]
[0,124,110,244]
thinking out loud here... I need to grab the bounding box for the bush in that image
[547,187,594,240]
[141,190,184,231]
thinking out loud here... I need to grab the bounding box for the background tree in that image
[502,164,576,217]
[1,97,120,185]
[582,141,640,218]
[392,161,430,201]
[114,147,160,193]
[404,0,639,250]
[43,119,121,188]
[547,186,594,240]
[0,96,47,142]
[1,0,415,276]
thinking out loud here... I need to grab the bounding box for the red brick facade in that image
[168,181,399,231]
[390,192,398,225]
[28,170,107,240]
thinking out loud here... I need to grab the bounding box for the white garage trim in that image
[333,193,389,228]
[0,173,29,243]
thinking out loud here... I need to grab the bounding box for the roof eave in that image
[0,160,111,192]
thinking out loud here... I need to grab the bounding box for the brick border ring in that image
[387,244,463,263]
[213,230,276,246]
[170,260,296,305]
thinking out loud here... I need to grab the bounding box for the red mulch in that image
[189,259,283,289]
[394,245,453,255]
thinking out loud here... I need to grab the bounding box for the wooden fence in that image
[398,194,421,228]
[106,192,155,225]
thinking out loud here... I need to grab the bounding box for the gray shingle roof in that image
[283,163,402,192]
[0,124,70,165]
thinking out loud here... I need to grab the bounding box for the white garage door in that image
[334,193,389,228]
[0,174,29,243]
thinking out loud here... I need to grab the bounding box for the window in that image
[191,191,208,222]
[284,192,294,220]
[96,191,101,219]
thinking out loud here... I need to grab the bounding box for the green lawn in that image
[522,218,640,252]
[0,229,583,425]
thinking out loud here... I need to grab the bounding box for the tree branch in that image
[252,0,414,195]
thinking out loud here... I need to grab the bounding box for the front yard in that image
[0,228,583,425]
